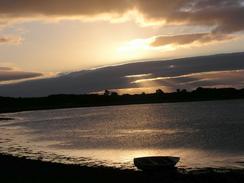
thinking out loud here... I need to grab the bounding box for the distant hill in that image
[0,52,244,97]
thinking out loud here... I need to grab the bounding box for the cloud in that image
[0,67,43,82]
[0,36,22,45]
[0,1,243,48]
[0,0,130,21]
[151,33,234,47]
[133,0,244,33]
[0,67,12,71]
[0,1,243,32]
[132,70,244,84]
[0,52,243,97]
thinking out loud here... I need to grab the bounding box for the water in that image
[0,99,244,170]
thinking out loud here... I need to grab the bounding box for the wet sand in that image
[0,153,243,183]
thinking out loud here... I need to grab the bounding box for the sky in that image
[0,0,244,95]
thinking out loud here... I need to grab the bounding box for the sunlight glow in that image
[125,73,152,78]
[117,38,151,58]
[115,87,165,94]
[116,37,176,60]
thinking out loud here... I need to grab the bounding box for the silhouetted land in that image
[1,87,244,113]
[0,153,243,183]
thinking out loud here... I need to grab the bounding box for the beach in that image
[0,153,244,183]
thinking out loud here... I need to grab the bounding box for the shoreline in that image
[0,153,243,183]
[1,87,244,114]
[1,97,244,115]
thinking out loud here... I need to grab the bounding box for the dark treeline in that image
[1,87,244,113]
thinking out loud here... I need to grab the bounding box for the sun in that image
[116,38,176,60]
[116,38,151,59]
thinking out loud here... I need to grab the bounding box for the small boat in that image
[134,156,180,171]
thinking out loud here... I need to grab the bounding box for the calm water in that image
[0,100,244,170]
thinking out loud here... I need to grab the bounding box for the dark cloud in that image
[0,67,12,71]
[136,0,244,45]
[0,0,243,32]
[0,52,243,97]
[0,67,43,82]
[0,0,130,17]
[186,3,244,34]
[151,33,233,47]
[0,1,243,45]
[133,0,244,33]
